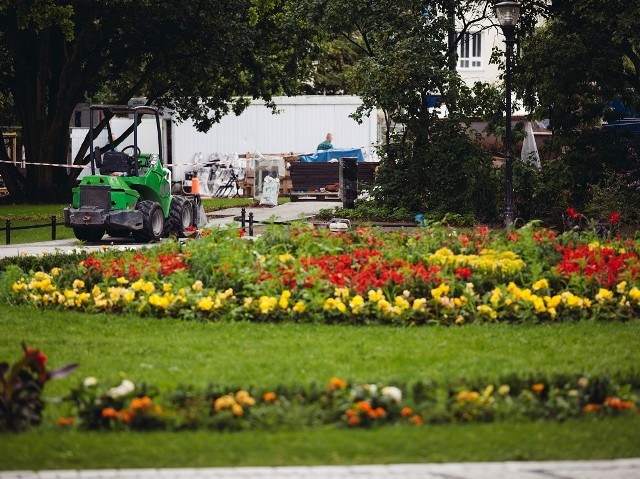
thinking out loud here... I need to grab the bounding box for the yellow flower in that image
[72,279,85,290]
[394,295,410,311]
[378,299,391,313]
[292,301,305,313]
[117,277,129,285]
[350,295,364,313]
[162,283,173,292]
[431,283,450,301]
[198,297,214,311]
[192,280,204,292]
[149,294,169,310]
[279,290,291,309]
[477,304,497,319]
[258,296,277,314]
[334,287,350,299]
[367,289,384,303]
[616,281,627,294]
[231,403,244,417]
[595,288,614,304]
[532,278,549,291]
[278,252,293,263]
[412,297,427,311]
[50,267,60,276]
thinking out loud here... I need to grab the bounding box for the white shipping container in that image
[169,95,378,181]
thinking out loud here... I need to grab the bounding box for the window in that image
[458,31,482,69]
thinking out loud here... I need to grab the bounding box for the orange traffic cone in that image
[191,177,200,195]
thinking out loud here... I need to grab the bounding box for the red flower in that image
[455,267,472,280]
[566,207,580,219]
[25,347,47,367]
[609,212,621,225]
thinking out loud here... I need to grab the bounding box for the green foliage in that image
[0,343,77,432]
[0,251,90,275]
[516,1,640,131]
[511,129,640,228]
[313,203,414,223]
[373,119,500,222]
[0,0,315,202]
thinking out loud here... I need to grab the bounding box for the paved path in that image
[2,459,640,479]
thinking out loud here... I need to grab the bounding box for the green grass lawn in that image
[1,304,639,469]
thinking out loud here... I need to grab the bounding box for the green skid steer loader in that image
[64,105,197,243]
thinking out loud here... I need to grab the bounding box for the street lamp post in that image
[495,1,520,228]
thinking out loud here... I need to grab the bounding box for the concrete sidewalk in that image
[2,459,640,479]
[204,200,338,228]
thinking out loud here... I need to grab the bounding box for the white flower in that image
[108,379,135,399]
[381,386,403,404]
[83,376,98,388]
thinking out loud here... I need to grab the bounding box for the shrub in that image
[0,343,77,432]
[373,119,500,223]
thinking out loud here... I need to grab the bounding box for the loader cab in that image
[88,104,164,177]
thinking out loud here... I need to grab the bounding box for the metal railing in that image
[1,216,58,245]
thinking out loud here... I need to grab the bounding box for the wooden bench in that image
[288,161,378,201]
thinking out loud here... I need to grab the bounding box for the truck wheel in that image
[132,200,164,243]
[166,196,193,237]
[73,227,105,242]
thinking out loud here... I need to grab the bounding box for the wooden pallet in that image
[289,191,341,202]
[289,161,378,202]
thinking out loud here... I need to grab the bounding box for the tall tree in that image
[292,1,547,218]
[0,0,314,202]
[515,0,640,132]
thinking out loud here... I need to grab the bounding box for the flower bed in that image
[3,223,640,324]
[58,373,638,431]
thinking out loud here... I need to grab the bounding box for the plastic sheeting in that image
[299,148,365,163]
[520,121,541,169]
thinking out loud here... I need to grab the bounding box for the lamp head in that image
[494,1,521,28]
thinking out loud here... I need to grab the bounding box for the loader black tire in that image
[132,200,164,243]
[106,229,131,238]
[73,227,105,242]
[165,196,193,237]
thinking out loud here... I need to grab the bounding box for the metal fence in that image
[1,216,58,245]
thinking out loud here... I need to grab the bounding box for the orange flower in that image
[101,407,118,419]
[531,383,545,393]
[56,416,75,427]
[367,408,379,419]
[118,410,133,423]
[356,400,372,412]
[400,407,413,417]
[582,403,602,413]
[231,403,244,417]
[329,377,347,391]
[375,407,386,418]
[345,408,358,417]
[131,396,153,410]
[347,415,361,427]
[605,397,635,410]
[263,392,277,402]
[409,414,424,426]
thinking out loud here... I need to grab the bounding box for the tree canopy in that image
[0,0,314,202]
[515,0,640,132]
